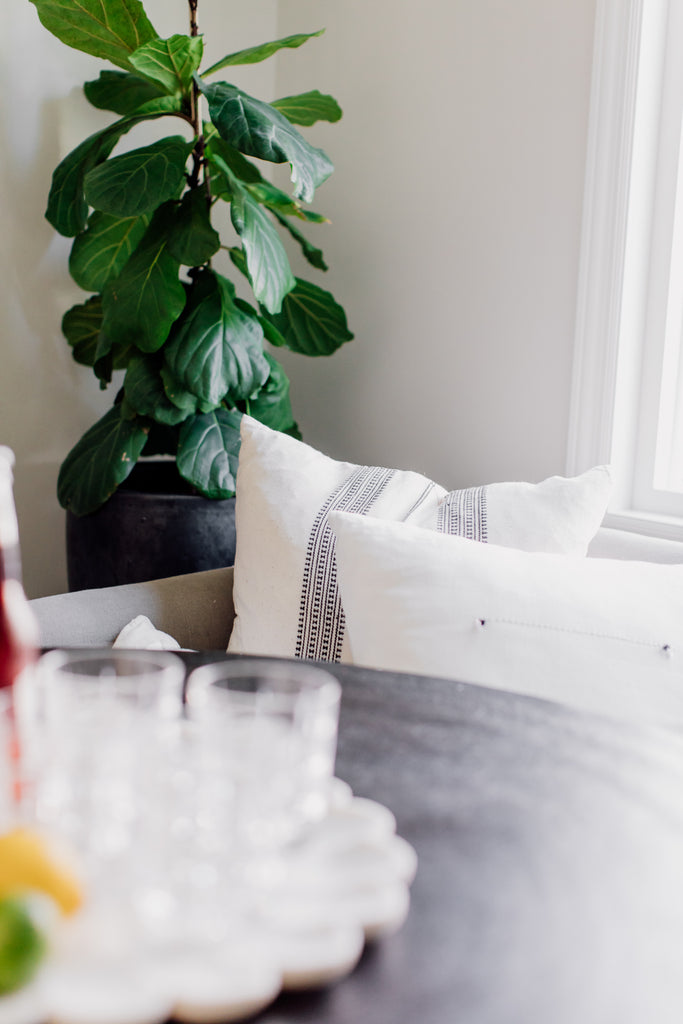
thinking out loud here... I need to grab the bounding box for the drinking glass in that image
[33,650,185,947]
[38,648,183,721]
[185,658,342,852]
[122,657,340,950]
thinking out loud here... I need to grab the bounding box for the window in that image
[568,0,683,539]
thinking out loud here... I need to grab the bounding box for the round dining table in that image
[178,653,683,1024]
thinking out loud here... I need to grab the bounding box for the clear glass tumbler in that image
[185,658,342,850]
[34,649,186,948]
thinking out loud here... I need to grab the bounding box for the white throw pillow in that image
[228,416,612,662]
[328,511,683,729]
[113,615,183,651]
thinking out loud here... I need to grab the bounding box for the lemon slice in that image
[0,828,83,915]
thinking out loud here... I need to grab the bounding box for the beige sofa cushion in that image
[31,567,235,651]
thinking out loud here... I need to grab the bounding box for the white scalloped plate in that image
[169,955,282,1024]
[271,923,366,991]
[0,786,417,1024]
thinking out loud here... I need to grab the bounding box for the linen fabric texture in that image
[329,511,683,730]
[228,417,612,662]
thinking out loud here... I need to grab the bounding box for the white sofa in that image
[29,527,683,651]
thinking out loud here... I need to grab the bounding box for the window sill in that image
[603,508,683,544]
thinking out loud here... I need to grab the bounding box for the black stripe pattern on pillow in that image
[296,478,489,663]
[295,467,395,662]
[437,486,488,540]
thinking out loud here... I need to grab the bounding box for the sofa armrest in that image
[30,567,235,651]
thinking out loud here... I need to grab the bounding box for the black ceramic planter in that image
[66,462,236,592]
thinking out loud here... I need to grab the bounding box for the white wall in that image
[273,0,598,481]
[1,0,597,596]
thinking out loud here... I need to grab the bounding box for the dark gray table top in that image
[183,654,683,1024]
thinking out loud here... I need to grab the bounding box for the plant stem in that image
[188,0,201,180]
[189,0,199,36]
[188,0,211,201]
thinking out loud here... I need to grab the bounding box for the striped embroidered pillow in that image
[227,416,612,662]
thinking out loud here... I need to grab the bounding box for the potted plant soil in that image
[30,0,352,589]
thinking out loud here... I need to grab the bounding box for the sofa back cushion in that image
[330,511,683,729]
[31,567,235,651]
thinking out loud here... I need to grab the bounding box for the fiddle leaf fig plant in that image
[30,0,352,515]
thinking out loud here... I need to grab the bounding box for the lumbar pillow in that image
[328,510,683,729]
[228,416,612,662]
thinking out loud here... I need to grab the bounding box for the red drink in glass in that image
[0,449,37,692]
[0,448,38,808]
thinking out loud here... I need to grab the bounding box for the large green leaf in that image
[198,80,333,203]
[165,271,269,404]
[86,95,184,119]
[271,91,342,127]
[46,112,167,236]
[177,408,242,499]
[124,355,192,426]
[230,186,295,314]
[246,352,297,432]
[46,123,127,237]
[202,30,323,76]
[228,246,249,279]
[87,324,135,386]
[273,212,328,271]
[129,35,203,93]
[84,71,168,115]
[83,137,191,218]
[101,206,186,352]
[166,188,220,267]
[245,181,327,223]
[122,96,183,116]
[29,0,157,72]
[205,134,264,192]
[57,405,150,515]
[264,278,353,355]
[69,210,149,292]
[93,326,135,366]
[233,296,288,348]
[61,295,103,366]
[161,365,202,414]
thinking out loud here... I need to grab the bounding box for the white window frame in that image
[567,0,683,541]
